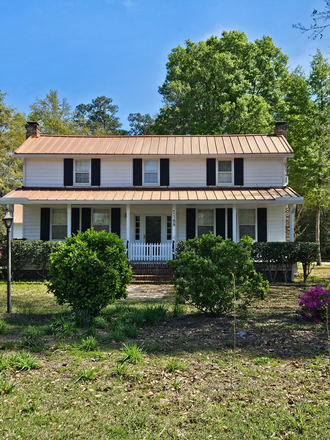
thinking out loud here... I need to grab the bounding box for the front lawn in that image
[0,267,330,439]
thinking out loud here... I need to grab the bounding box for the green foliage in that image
[0,375,15,394]
[120,343,144,364]
[170,234,268,315]
[28,90,74,135]
[127,113,155,135]
[165,358,184,373]
[79,336,98,352]
[74,96,124,135]
[47,315,74,338]
[252,241,319,282]
[92,316,107,329]
[48,229,132,315]
[155,31,288,135]
[6,351,41,371]
[0,319,7,335]
[73,368,96,382]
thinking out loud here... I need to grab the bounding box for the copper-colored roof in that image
[2,187,302,203]
[15,134,293,156]
[14,204,23,223]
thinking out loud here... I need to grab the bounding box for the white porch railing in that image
[128,242,173,261]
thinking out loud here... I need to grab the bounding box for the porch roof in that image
[1,187,303,205]
[15,134,293,156]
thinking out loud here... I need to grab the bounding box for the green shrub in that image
[169,234,268,315]
[48,229,132,315]
[0,320,7,335]
[252,241,319,282]
[79,336,98,352]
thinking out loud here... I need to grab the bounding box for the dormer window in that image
[75,160,90,184]
[144,160,158,185]
[218,160,232,184]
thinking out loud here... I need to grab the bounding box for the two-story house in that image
[1,121,303,261]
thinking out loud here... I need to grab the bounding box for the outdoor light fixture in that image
[3,208,13,314]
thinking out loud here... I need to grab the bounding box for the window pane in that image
[76,173,89,183]
[198,210,214,226]
[218,161,231,172]
[52,225,67,240]
[239,209,255,225]
[145,160,158,172]
[239,225,255,240]
[218,173,232,183]
[145,173,158,184]
[198,226,214,238]
[94,225,109,233]
[52,209,67,225]
[93,209,110,225]
[76,161,89,173]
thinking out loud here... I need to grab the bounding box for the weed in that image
[1,341,14,350]
[22,325,42,339]
[142,305,167,326]
[20,336,44,352]
[123,323,138,339]
[21,400,39,413]
[120,342,144,364]
[0,355,9,371]
[110,328,125,342]
[74,368,96,382]
[112,362,128,377]
[83,326,97,337]
[92,316,107,329]
[290,404,308,433]
[225,340,234,348]
[144,343,162,353]
[0,319,7,335]
[165,358,184,373]
[73,309,92,328]
[254,356,271,365]
[9,351,41,371]
[171,377,182,389]
[79,335,98,352]
[48,315,74,338]
[171,303,186,317]
[0,375,15,394]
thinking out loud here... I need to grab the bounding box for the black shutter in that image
[81,208,91,232]
[160,159,169,186]
[71,208,80,235]
[216,208,226,239]
[91,159,101,186]
[133,159,142,186]
[227,208,233,240]
[64,159,73,186]
[257,208,267,242]
[234,158,244,186]
[111,208,121,236]
[207,158,216,186]
[40,208,50,241]
[186,208,196,240]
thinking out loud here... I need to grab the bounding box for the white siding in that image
[244,158,284,187]
[170,159,206,187]
[101,159,132,187]
[25,159,63,187]
[13,224,23,239]
[23,205,41,240]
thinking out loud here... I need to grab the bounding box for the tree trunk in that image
[316,203,322,266]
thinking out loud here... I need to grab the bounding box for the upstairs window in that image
[218,160,232,184]
[144,160,158,185]
[75,160,90,184]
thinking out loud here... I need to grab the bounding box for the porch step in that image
[131,263,174,284]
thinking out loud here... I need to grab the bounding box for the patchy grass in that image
[0,269,330,438]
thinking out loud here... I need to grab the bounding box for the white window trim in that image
[74,160,91,186]
[217,159,233,186]
[143,159,160,186]
[50,208,67,241]
[237,208,257,242]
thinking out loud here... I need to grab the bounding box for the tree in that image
[74,96,124,135]
[293,1,330,40]
[127,113,155,135]
[284,50,330,265]
[154,31,289,135]
[28,90,73,135]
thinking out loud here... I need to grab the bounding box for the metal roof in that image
[2,187,302,204]
[15,134,293,156]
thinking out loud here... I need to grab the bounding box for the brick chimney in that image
[25,121,41,139]
[274,121,287,139]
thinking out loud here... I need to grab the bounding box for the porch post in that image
[172,204,176,259]
[289,204,295,242]
[67,204,71,237]
[126,204,130,245]
[232,205,237,242]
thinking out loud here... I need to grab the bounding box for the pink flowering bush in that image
[298,286,330,324]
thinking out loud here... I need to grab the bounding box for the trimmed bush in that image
[169,234,268,315]
[48,229,132,315]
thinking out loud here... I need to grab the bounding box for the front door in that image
[146,216,161,244]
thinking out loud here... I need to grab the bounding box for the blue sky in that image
[1,0,329,130]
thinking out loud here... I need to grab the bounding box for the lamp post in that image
[3,209,13,314]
